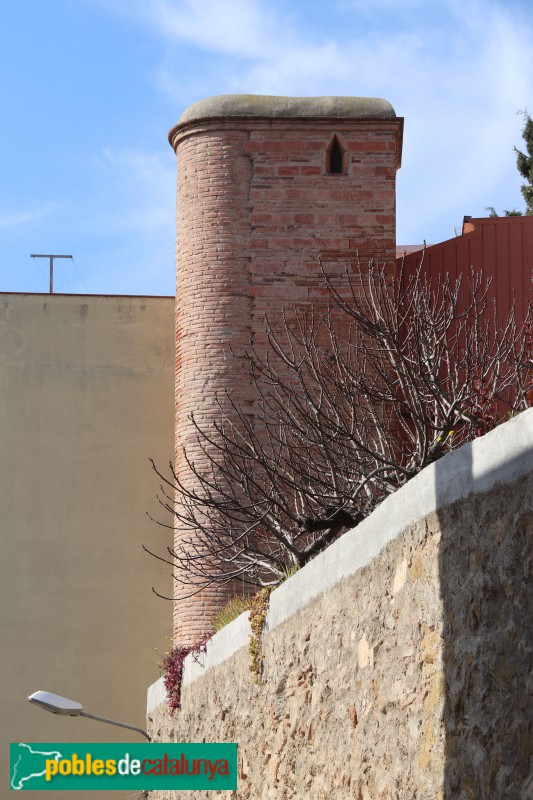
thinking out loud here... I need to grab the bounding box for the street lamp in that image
[28,691,151,742]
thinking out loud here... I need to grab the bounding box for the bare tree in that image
[146,262,532,598]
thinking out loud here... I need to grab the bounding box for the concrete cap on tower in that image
[172,94,396,138]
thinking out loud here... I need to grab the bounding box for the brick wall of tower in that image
[171,107,403,644]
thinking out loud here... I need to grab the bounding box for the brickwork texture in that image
[169,96,403,643]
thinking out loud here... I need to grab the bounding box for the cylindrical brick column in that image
[169,95,403,644]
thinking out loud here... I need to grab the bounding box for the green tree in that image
[487,110,533,217]
[515,111,533,214]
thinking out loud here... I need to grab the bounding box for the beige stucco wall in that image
[1,293,174,799]
[147,411,533,799]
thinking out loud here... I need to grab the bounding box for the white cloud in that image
[92,0,533,241]
[338,0,439,8]
[0,203,56,231]
[92,0,284,58]
[393,2,533,238]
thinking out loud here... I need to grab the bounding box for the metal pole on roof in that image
[30,254,73,294]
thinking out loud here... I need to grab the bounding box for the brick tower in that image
[169,95,403,644]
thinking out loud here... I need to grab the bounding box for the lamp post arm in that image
[79,711,151,742]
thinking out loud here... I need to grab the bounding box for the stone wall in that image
[147,410,533,799]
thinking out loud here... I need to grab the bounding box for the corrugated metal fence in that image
[397,216,532,326]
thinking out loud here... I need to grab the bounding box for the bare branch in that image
[147,259,532,600]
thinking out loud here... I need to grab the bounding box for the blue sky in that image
[1,0,532,296]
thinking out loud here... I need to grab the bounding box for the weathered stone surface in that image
[175,95,396,129]
[148,464,533,799]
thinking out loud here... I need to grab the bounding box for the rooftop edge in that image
[176,94,396,128]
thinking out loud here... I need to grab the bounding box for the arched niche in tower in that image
[325,134,348,175]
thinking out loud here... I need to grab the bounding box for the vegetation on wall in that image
[161,588,270,710]
[161,634,212,713]
[148,262,532,600]
[211,595,251,632]
[248,587,272,684]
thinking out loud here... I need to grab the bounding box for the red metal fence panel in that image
[397,216,533,326]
